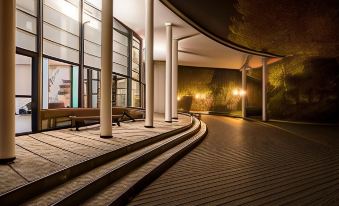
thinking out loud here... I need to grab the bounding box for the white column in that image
[262,57,268,121]
[241,68,247,118]
[172,39,178,119]
[0,0,16,163]
[100,0,113,138]
[165,23,172,122]
[145,0,154,128]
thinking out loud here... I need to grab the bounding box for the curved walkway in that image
[129,115,339,205]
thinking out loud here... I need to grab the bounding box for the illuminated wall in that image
[178,66,262,114]
[267,57,339,123]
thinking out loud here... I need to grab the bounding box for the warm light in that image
[195,93,206,99]
[232,89,239,96]
[177,96,181,101]
[239,90,246,96]
[232,89,246,96]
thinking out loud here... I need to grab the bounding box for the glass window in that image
[15,54,32,133]
[16,0,37,51]
[43,59,76,109]
[131,80,140,107]
[43,0,80,63]
[84,10,101,68]
[132,37,140,80]
[115,75,127,107]
[16,0,38,16]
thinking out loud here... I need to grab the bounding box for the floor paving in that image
[0,114,191,195]
[130,115,339,206]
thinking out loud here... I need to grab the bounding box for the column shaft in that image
[100,0,113,138]
[241,68,247,118]
[145,0,154,127]
[165,23,172,122]
[172,39,178,119]
[262,57,268,121]
[0,0,16,162]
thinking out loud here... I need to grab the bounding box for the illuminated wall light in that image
[177,96,181,101]
[232,89,239,96]
[232,88,246,96]
[195,94,201,99]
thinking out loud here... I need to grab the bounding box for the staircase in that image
[0,115,207,206]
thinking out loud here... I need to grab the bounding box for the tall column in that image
[165,23,172,123]
[0,0,16,163]
[100,0,113,138]
[241,68,247,118]
[262,57,268,121]
[145,0,154,128]
[172,39,178,119]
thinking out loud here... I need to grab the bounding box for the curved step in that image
[21,117,202,206]
[0,116,193,206]
[84,121,207,206]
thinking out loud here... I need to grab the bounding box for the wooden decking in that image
[0,114,191,195]
[130,115,339,205]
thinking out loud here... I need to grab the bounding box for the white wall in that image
[154,61,165,113]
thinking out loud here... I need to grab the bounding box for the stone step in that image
[20,118,202,206]
[84,122,207,206]
[0,116,193,206]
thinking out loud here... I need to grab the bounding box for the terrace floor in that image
[0,113,191,195]
[130,115,339,205]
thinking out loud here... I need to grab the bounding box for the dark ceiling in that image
[161,0,339,58]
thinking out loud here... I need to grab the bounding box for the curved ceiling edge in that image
[160,0,284,58]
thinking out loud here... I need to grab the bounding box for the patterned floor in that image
[130,115,339,206]
[0,114,191,195]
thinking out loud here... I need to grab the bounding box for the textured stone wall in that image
[178,66,261,114]
[266,56,339,123]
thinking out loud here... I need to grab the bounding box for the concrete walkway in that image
[0,114,191,195]
[130,115,339,205]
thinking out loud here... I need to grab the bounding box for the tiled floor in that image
[0,114,191,194]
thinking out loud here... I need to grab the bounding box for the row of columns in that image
[144,0,178,127]
[241,57,268,121]
[0,0,267,163]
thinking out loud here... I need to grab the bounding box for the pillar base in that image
[172,117,178,119]
[144,125,154,128]
[165,120,172,123]
[0,157,16,164]
[100,135,113,139]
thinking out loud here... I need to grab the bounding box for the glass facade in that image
[15,55,33,134]
[15,0,144,133]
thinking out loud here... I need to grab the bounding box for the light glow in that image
[232,88,246,96]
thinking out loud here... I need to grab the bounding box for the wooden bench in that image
[69,115,122,131]
[41,107,144,130]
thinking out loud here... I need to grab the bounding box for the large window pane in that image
[43,40,79,63]
[16,10,37,34]
[17,0,38,16]
[16,0,37,52]
[15,54,32,133]
[43,59,73,109]
[115,76,127,107]
[43,0,80,63]
[131,80,140,107]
